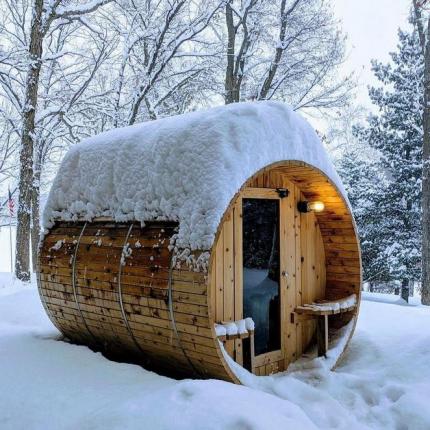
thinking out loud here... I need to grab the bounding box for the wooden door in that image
[240,187,296,374]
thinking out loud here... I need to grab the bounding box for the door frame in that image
[238,187,295,373]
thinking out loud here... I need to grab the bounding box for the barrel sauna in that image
[38,102,362,383]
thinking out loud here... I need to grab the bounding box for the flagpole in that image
[7,187,14,274]
[9,214,13,273]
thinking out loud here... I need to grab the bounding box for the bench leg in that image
[250,333,255,373]
[317,315,328,357]
[242,332,255,373]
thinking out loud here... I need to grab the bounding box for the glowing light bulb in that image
[308,201,324,212]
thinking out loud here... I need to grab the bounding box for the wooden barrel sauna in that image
[37,102,362,383]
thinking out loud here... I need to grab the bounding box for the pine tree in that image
[354,29,423,301]
[337,146,391,287]
[412,0,430,306]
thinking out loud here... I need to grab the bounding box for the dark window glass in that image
[242,198,281,356]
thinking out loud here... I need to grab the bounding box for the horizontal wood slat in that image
[39,221,232,382]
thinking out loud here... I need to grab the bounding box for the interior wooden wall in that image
[274,162,361,333]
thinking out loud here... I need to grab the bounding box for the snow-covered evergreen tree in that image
[337,146,391,286]
[353,29,423,299]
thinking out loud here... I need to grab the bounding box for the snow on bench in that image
[294,294,357,358]
[215,318,255,341]
[295,294,357,316]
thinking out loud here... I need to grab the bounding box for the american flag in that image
[7,188,14,217]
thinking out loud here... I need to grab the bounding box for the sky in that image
[333,0,412,109]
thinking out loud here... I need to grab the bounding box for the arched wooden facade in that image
[38,160,361,383]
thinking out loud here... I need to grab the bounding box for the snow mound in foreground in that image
[1,275,430,429]
[42,101,345,250]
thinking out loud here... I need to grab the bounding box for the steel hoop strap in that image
[36,258,54,321]
[167,256,201,377]
[71,222,98,343]
[118,224,146,355]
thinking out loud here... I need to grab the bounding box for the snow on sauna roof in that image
[43,101,346,250]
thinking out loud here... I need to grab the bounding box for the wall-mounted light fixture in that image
[276,188,289,198]
[297,200,325,213]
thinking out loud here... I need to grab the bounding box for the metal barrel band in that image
[36,254,53,320]
[118,224,146,355]
[168,255,201,377]
[72,222,98,343]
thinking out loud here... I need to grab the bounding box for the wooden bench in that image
[294,294,357,357]
[216,330,255,342]
[216,323,255,372]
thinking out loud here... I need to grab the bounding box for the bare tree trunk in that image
[31,155,41,273]
[423,26,430,305]
[257,0,302,100]
[15,0,44,281]
[413,1,430,305]
[225,3,238,104]
[401,278,409,303]
[224,1,257,103]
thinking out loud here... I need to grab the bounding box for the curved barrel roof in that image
[43,101,346,250]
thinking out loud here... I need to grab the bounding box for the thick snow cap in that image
[43,101,346,251]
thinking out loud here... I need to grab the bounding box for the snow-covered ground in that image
[0,273,429,430]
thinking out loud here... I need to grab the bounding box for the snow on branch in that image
[43,0,112,34]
